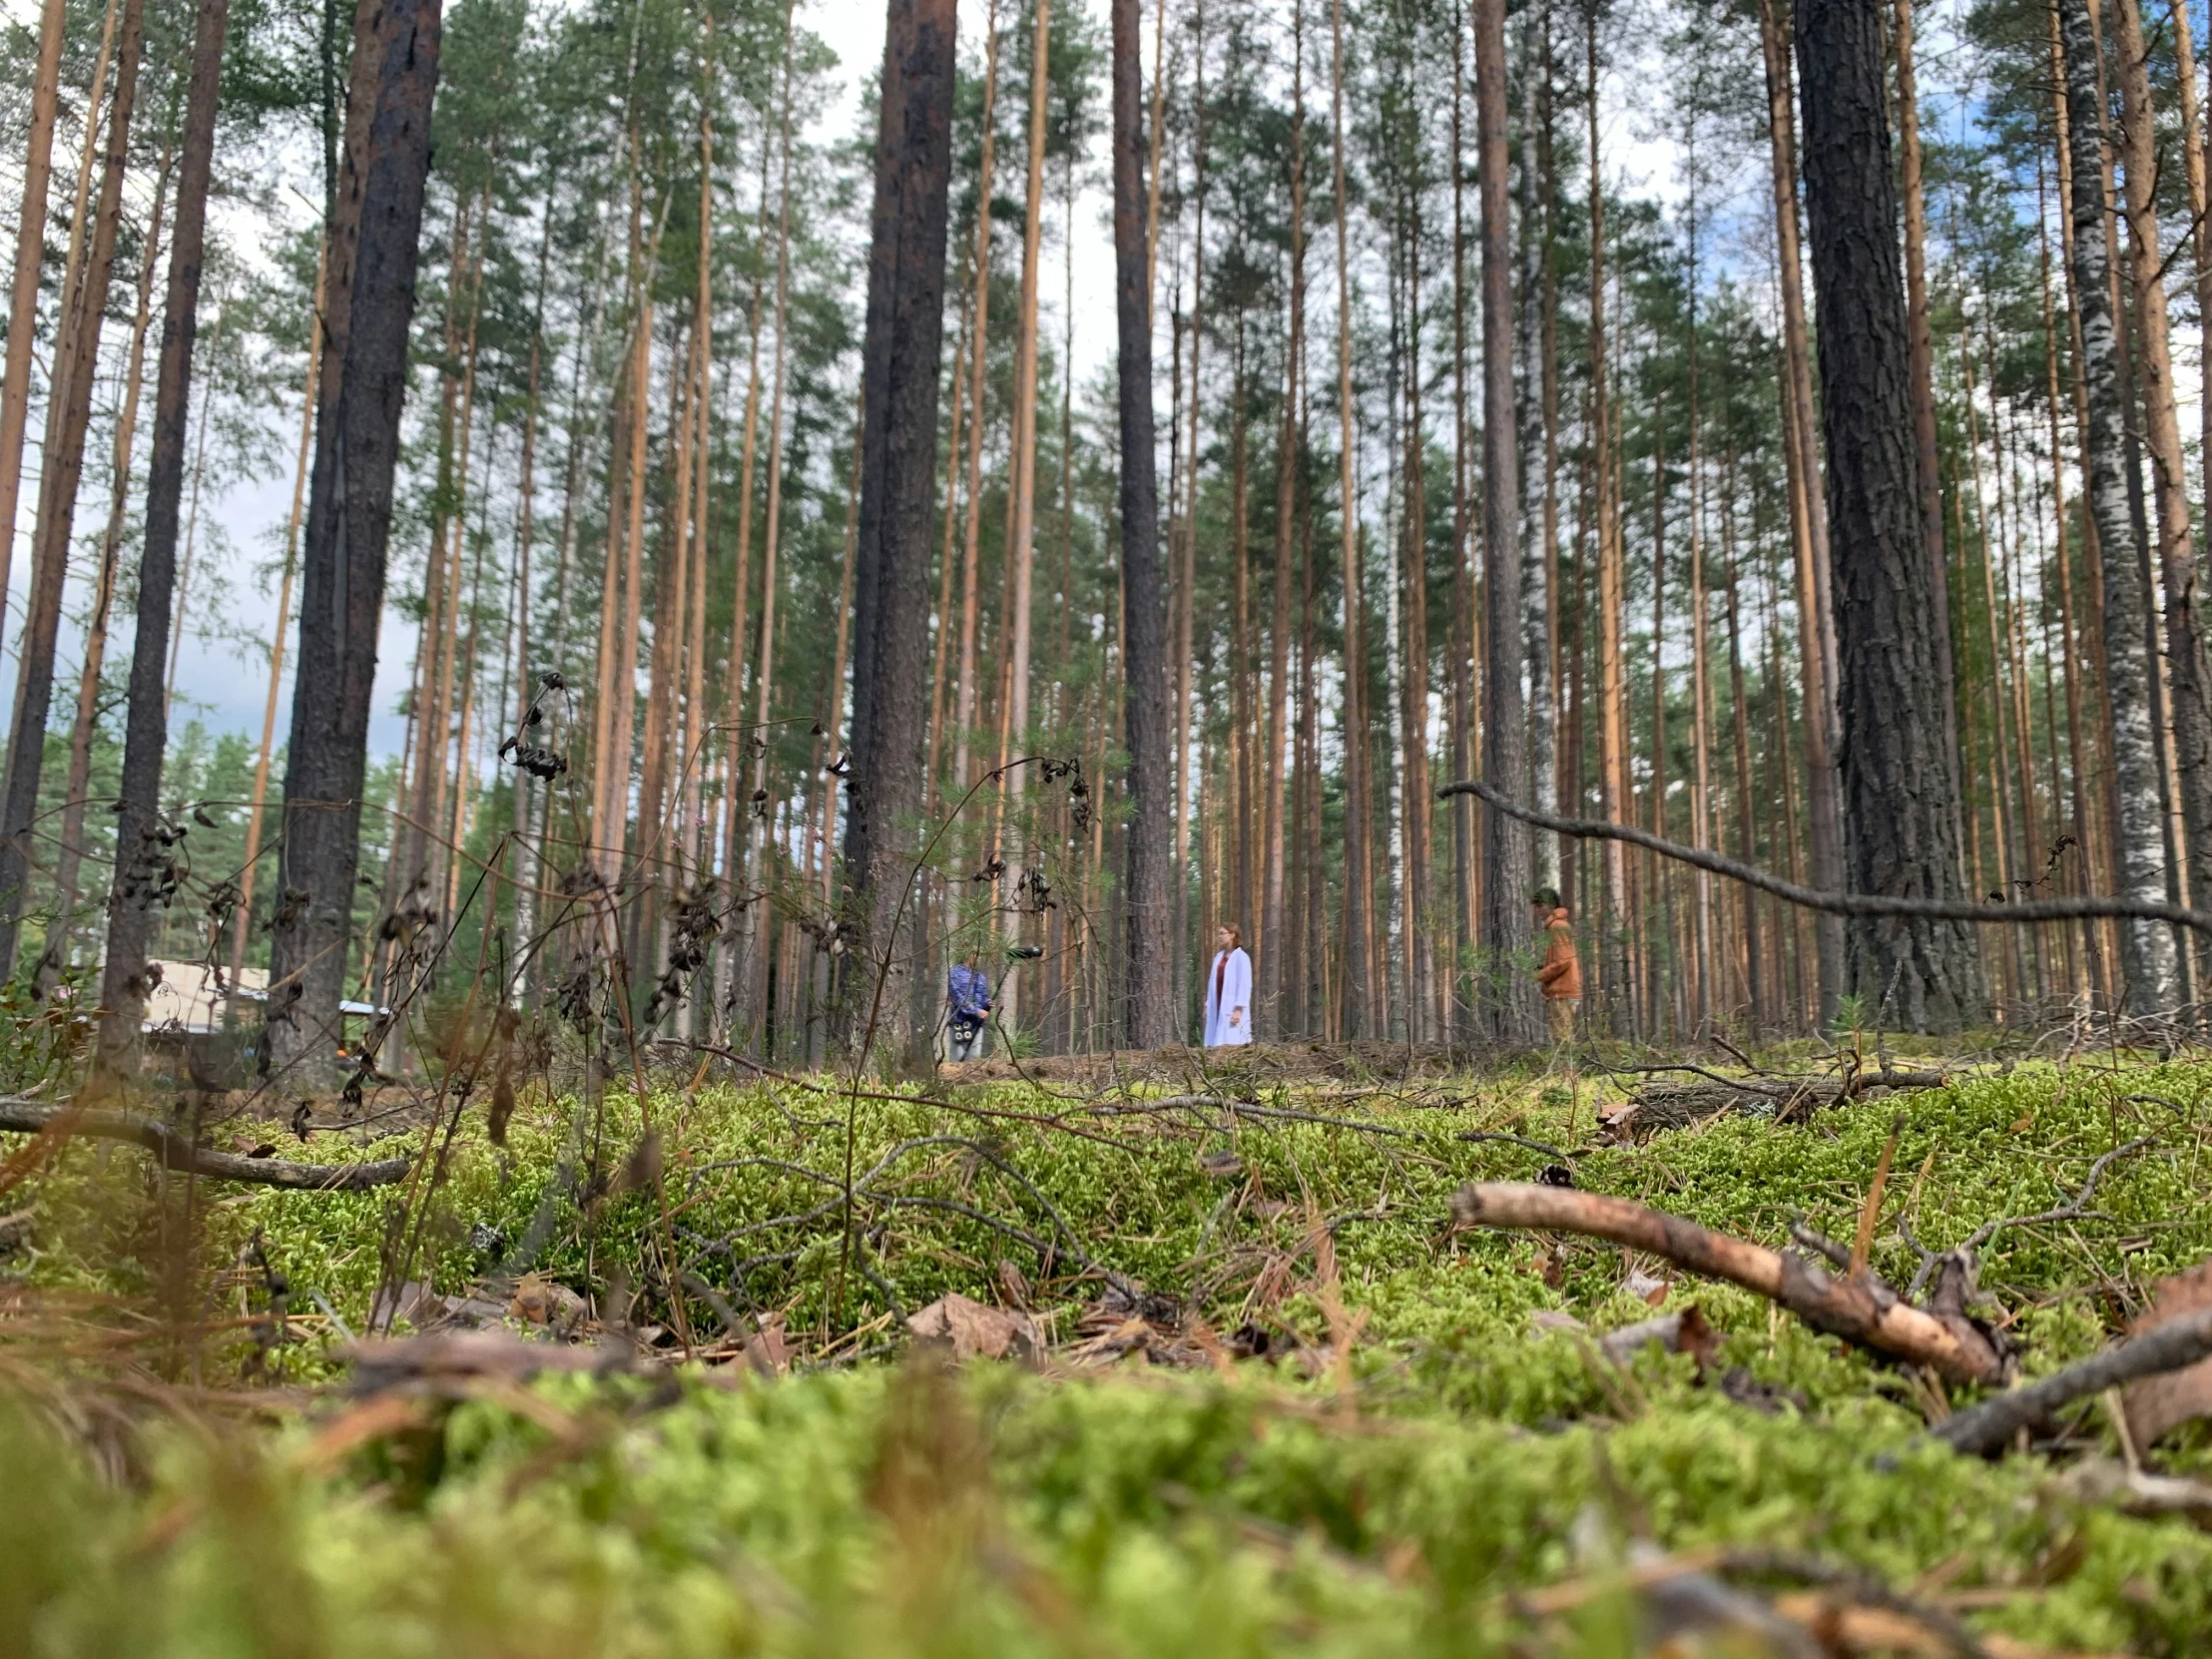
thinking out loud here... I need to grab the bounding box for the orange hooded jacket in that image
[1536,907,1581,1000]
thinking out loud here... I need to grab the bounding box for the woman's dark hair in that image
[1531,886,1562,910]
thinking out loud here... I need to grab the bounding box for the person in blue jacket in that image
[946,961,992,1061]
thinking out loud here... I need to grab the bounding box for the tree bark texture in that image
[1113,0,1172,1049]
[0,0,145,977]
[1793,0,1980,1030]
[96,0,234,1072]
[266,0,444,1082]
[1756,0,1846,1023]
[1891,0,1960,818]
[1472,0,1538,1043]
[0,0,69,649]
[2110,0,2212,969]
[2057,0,2175,1008]
[841,0,956,1068]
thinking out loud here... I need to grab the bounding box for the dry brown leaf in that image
[2122,1261,2212,1450]
[743,1312,791,1378]
[1598,1305,1721,1374]
[509,1273,588,1336]
[903,1293,1042,1364]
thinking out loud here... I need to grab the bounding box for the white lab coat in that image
[1203,946,1254,1047]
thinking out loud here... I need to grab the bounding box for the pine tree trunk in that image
[1472,0,1537,1043]
[1445,0,1474,1042]
[2056,0,2176,1008]
[1687,276,1714,1032]
[1000,0,1054,1038]
[1892,0,1960,807]
[1328,0,1373,1038]
[1724,489,1764,1029]
[1586,8,1629,1031]
[1229,318,1252,951]
[507,224,548,1010]
[1113,0,1172,1048]
[264,0,444,1083]
[1536,5,1562,885]
[742,17,800,1045]
[96,0,229,1070]
[603,305,652,890]
[0,0,69,648]
[46,149,172,986]
[1757,0,1845,1024]
[1400,173,1433,1043]
[841,0,957,1065]
[1261,7,1304,1036]
[952,8,1002,797]
[0,0,145,977]
[716,137,775,1019]
[1794,0,1981,1029]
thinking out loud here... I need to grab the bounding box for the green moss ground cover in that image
[5,1054,2212,1654]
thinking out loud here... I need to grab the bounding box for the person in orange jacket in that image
[1531,886,1581,1048]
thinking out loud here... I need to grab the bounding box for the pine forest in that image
[8,0,2212,1651]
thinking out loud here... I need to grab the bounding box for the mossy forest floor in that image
[5,1040,2212,1655]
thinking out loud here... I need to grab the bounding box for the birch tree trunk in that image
[2111,0,2212,979]
[2056,0,2176,1008]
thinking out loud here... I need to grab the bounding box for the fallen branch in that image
[1604,1068,1951,1141]
[1440,775,2212,933]
[1450,1182,2005,1383]
[1931,1307,2212,1456]
[0,1097,411,1191]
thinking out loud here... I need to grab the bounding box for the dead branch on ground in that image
[1449,1181,2008,1383]
[1932,1308,2212,1456]
[0,1097,411,1190]
[1602,1066,1953,1141]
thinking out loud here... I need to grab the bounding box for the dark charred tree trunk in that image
[95,0,233,1074]
[1793,0,1980,1029]
[1114,0,1172,1049]
[840,0,956,1068]
[264,0,444,1083]
[1472,0,1539,1043]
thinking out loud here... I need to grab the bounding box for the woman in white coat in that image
[1203,924,1254,1047]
